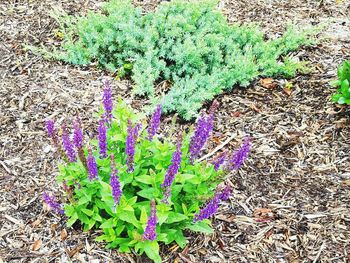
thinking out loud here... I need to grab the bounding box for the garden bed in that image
[1,0,350,262]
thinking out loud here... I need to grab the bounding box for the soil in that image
[1,0,350,262]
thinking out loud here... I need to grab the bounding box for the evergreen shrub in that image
[48,0,313,119]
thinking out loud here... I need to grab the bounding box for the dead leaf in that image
[31,219,41,227]
[249,104,262,113]
[212,137,222,144]
[342,179,350,186]
[231,111,242,117]
[51,223,58,236]
[216,214,236,222]
[31,239,42,251]
[66,244,84,258]
[260,78,277,89]
[60,228,68,241]
[283,88,293,96]
[254,208,275,222]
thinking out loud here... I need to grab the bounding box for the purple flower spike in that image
[143,200,157,241]
[189,102,218,164]
[193,193,220,222]
[161,186,171,204]
[42,192,64,215]
[227,137,251,171]
[74,117,87,167]
[110,154,122,205]
[147,105,162,141]
[62,124,77,162]
[193,185,231,222]
[73,116,84,149]
[212,152,226,171]
[98,119,107,158]
[102,80,113,123]
[87,148,98,180]
[219,185,232,201]
[125,120,141,173]
[46,120,55,138]
[46,119,60,149]
[161,134,182,188]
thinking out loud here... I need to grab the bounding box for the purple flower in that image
[98,119,107,158]
[102,80,113,123]
[110,154,122,205]
[193,193,221,222]
[42,192,64,215]
[73,116,84,149]
[46,119,60,148]
[161,186,171,204]
[193,184,231,222]
[212,152,226,171]
[219,185,232,201]
[161,135,182,188]
[189,104,217,163]
[209,100,220,115]
[62,124,77,162]
[46,120,55,138]
[125,120,141,172]
[143,200,157,241]
[87,148,98,180]
[147,105,162,141]
[227,137,251,171]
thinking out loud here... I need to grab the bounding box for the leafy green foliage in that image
[331,60,350,105]
[57,99,223,262]
[48,0,313,119]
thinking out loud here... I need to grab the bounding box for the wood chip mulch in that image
[1,0,350,262]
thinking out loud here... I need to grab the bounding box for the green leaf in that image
[182,203,188,216]
[93,213,103,222]
[137,188,158,200]
[64,204,75,217]
[128,196,138,206]
[135,174,153,185]
[118,210,140,228]
[100,218,115,229]
[143,240,162,263]
[95,234,109,242]
[83,219,95,231]
[140,206,148,224]
[77,196,90,205]
[115,225,125,235]
[81,208,94,216]
[176,173,195,184]
[66,213,78,227]
[174,230,187,248]
[186,221,214,234]
[161,228,177,244]
[330,80,340,87]
[157,210,169,225]
[166,212,188,224]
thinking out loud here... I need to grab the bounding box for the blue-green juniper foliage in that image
[46,0,313,119]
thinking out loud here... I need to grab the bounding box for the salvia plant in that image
[39,0,314,120]
[43,82,251,262]
[331,60,350,105]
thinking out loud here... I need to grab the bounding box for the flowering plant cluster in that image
[43,82,251,262]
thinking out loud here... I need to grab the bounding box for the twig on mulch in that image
[199,133,235,162]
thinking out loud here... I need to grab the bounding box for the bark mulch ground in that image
[1,0,350,262]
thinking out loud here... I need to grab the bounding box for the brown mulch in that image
[1,0,350,262]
